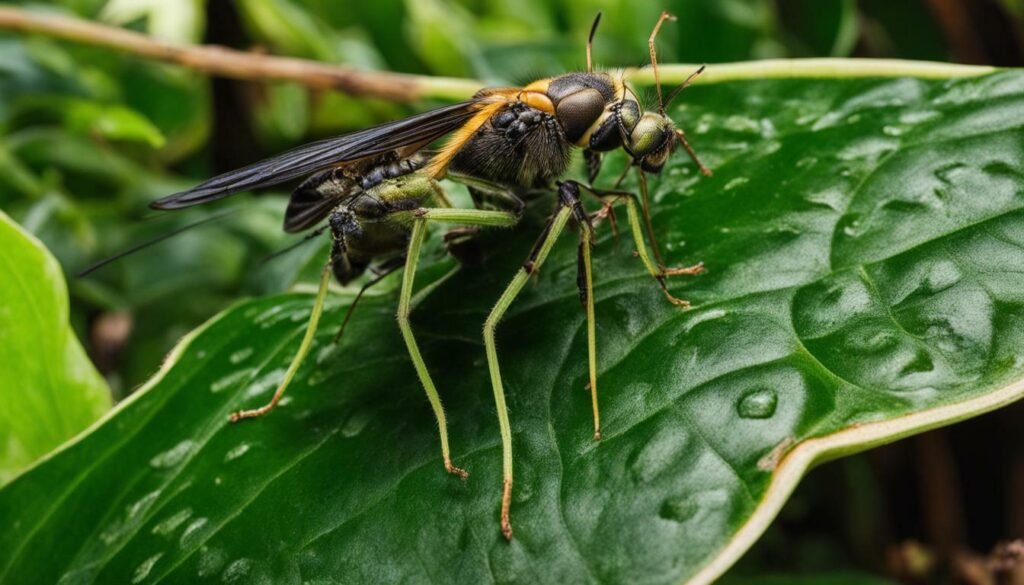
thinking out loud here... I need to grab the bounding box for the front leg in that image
[579,184,704,308]
[482,180,600,541]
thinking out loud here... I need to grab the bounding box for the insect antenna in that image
[258,225,329,265]
[662,64,706,109]
[586,12,602,73]
[648,11,677,114]
[77,209,234,277]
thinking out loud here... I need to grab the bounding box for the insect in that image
[148,11,710,540]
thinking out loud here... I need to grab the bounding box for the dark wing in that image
[282,169,353,233]
[151,101,480,210]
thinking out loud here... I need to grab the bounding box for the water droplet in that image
[228,348,253,364]
[723,115,759,134]
[882,125,907,136]
[211,369,254,394]
[737,388,778,419]
[796,156,817,169]
[150,441,194,469]
[132,553,162,584]
[224,443,251,462]
[757,140,781,157]
[196,350,208,360]
[841,214,866,238]
[128,490,161,518]
[222,559,252,583]
[100,490,162,545]
[255,304,296,329]
[179,518,209,548]
[152,508,192,537]
[724,177,749,191]
[316,344,338,365]
[341,410,372,438]
[659,496,698,522]
[290,309,310,322]
[684,308,728,334]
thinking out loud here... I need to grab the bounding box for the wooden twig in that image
[0,6,482,102]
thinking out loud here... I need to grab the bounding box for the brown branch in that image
[0,6,482,102]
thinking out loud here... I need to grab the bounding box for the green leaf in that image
[0,211,110,486]
[100,0,206,44]
[3,64,1024,585]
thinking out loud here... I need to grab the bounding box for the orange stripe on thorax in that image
[426,89,555,179]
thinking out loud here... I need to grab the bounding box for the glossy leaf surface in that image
[3,69,1024,585]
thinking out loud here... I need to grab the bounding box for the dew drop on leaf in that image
[341,409,372,438]
[724,177,749,191]
[131,553,162,584]
[149,440,194,469]
[179,517,209,549]
[211,369,253,394]
[737,388,778,419]
[228,347,253,364]
[152,508,192,537]
[224,443,251,462]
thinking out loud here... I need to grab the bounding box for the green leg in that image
[623,196,702,307]
[398,207,519,479]
[485,181,597,540]
[583,183,703,308]
[229,263,333,422]
[579,223,599,441]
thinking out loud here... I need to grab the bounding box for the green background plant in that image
[0,210,110,485]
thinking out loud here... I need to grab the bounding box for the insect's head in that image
[620,106,676,174]
[586,12,705,176]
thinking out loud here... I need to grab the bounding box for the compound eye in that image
[630,116,670,158]
[556,88,606,143]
